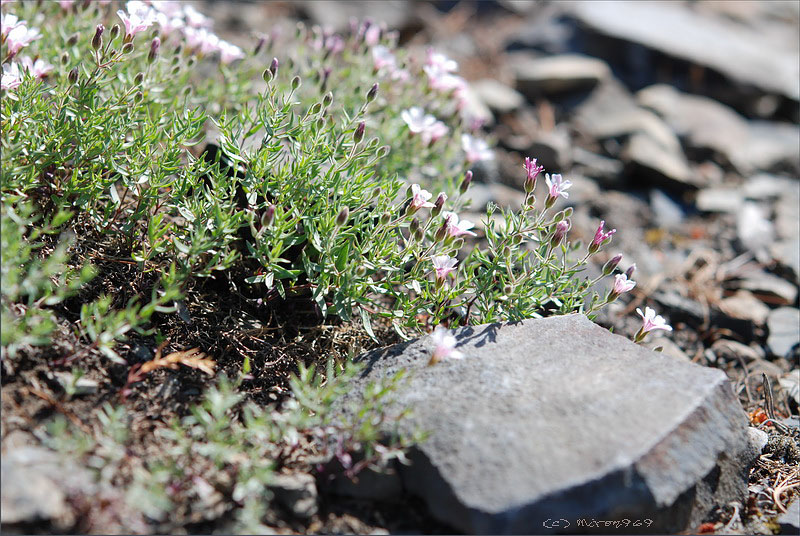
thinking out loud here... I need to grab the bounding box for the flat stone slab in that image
[338,314,754,534]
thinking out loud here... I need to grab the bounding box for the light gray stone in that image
[696,188,744,213]
[776,499,800,535]
[566,1,800,102]
[636,84,752,173]
[717,291,771,327]
[572,77,642,140]
[746,121,800,174]
[298,0,411,32]
[571,147,624,185]
[623,131,696,190]
[650,189,687,229]
[735,273,798,307]
[510,53,610,97]
[529,128,572,172]
[767,307,800,358]
[736,202,775,256]
[338,315,755,534]
[472,79,525,114]
[747,427,769,453]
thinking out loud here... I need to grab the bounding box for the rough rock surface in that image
[337,315,756,534]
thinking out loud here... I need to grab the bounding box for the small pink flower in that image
[636,307,672,334]
[590,220,616,252]
[20,56,53,79]
[431,255,458,283]
[182,5,212,29]
[443,211,476,238]
[1,62,23,90]
[218,40,244,64]
[401,107,435,133]
[6,25,41,56]
[424,65,466,92]
[371,45,396,72]
[461,134,494,163]
[184,27,219,54]
[429,325,463,365]
[523,157,544,192]
[59,0,75,8]
[551,219,570,246]
[612,273,636,295]
[545,173,571,201]
[424,120,449,145]
[118,2,156,39]
[364,24,380,46]
[425,48,458,73]
[154,11,185,36]
[1,13,25,39]
[151,0,183,18]
[409,183,435,211]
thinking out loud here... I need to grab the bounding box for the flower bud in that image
[503,284,513,295]
[366,82,378,103]
[187,57,195,67]
[322,91,333,107]
[68,67,79,85]
[459,170,472,194]
[550,219,570,247]
[512,233,523,246]
[291,75,301,90]
[67,32,80,47]
[410,217,420,235]
[309,102,322,115]
[353,121,365,143]
[261,204,275,227]
[60,52,70,65]
[109,23,120,41]
[452,239,464,250]
[355,265,367,277]
[253,36,266,55]
[380,212,391,225]
[625,263,636,279]
[173,43,183,56]
[133,72,144,85]
[434,222,448,242]
[92,24,104,50]
[148,37,160,63]
[413,226,424,242]
[262,68,272,83]
[371,187,381,199]
[122,42,134,54]
[376,145,390,158]
[134,91,143,103]
[432,192,447,217]
[602,253,623,276]
[335,206,349,226]
[502,246,512,258]
[171,64,181,76]
[269,57,279,77]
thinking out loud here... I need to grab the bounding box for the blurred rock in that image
[743,173,795,200]
[767,307,800,358]
[459,86,495,127]
[566,1,800,102]
[471,79,525,114]
[696,188,744,213]
[623,131,696,190]
[717,290,771,327]
[529,127,571,172]
[747,427,769,453]
[337,315,755,534]
[653,290,705,327]
[650,189,687,229]
[571,147,624,186]
[777,500,800,536]
[572,77,641,140]
[746,121,800,174]
[510,52,610,98]
[636,84,751,173]
[649,336,691,362]
[732,273,798,307]
[462,182,525,212]
[736,202,775,257]
[297,1,412,32]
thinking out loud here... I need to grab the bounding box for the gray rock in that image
[510,53,610,97]
[652,290,705,326]
[717,290,771,327]
[472,79,525,114]
[767,307,800,358]
[566,1,800,102]
[696,188,744,213]
[298,0,411,32]
[746,121,800,174]
[650,189,686,229]
[772,239,800,285]
[623,131,696,190]
[747,427,769,453]
[1,446,94,529]
[269,473,318,519]
[776,499,800,535]
[339,315,755,534]
[529,128,571,172]
[734,273,798,307]
[743,173,796,201]
[736,202,775,256]
[649,336,691,362]
[571,147,624,186]
[572,77,643,140]
[636,84,752,173]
